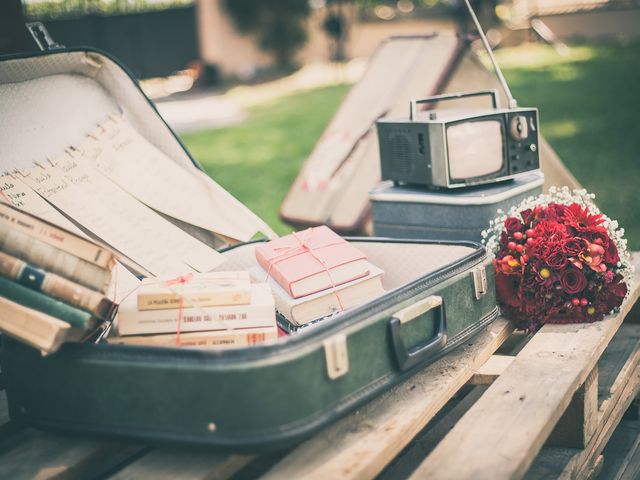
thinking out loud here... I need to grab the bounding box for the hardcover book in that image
[0,201,115,268]
[136,271,251,311]
[0,223,112,292]
[251,265,385,325]
[107,326,278,349]
[254,226,370,298]
[0,251,115,319]
[116,283,275,336]
[0,297,83,355]
[0,275,98,331]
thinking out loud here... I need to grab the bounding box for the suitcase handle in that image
[389,295,447,371]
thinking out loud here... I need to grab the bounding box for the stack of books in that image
[253,226,385,332]
[0,202,118,355]
[110,271,278,348]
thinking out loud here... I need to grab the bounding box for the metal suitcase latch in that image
[25,22,65,51]
[323,334,349,380]
[472,266,488,300]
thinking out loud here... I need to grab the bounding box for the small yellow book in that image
[136,271,251,311]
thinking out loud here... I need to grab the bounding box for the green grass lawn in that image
[181,41,640,248]
[496,42,640,250]
[181,85,350,235]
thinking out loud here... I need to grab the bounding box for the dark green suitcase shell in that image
[0,238,497,450]
[0,48,498,451]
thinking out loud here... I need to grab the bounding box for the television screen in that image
[447,120,504,180]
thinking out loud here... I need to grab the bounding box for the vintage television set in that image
[376,0,541,190]
[376,90,540,189]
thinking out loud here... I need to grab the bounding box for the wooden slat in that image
[559,324,640,479]
[378,386,488,480]
[0,431,145,480]
[526,323,640,478]
[547,366,598,448]
[469,354,514,385]
[410,254,640,480]
[595,419,640,480]
[107,449,252,480]
[261,317,514,480]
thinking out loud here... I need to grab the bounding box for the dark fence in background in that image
[40,6,199,79]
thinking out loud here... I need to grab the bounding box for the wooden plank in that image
[547,366,598,448]
[469,355,514,385]
[410,255,640,480]
[378,386,488,480]
[261,317,514,480]
[596,419,640,480]
[526,323,640,478]
[559,328,640,479]
[108,449,253,480]
[599,323,640,407]
[0,430,145,480]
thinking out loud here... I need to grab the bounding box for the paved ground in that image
[148,59,366,134]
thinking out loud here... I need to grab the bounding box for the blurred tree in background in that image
[222,0,311,69]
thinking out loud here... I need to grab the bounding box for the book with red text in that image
[116,283,275,335]
[254,225,370,298]
[107,326,278,349]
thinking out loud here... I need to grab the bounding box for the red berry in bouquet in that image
[482,188,632,331]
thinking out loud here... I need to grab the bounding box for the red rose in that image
[560,268,587,294]
[520,208,535,226]
[562,237,588,256]
[546,250,568,269]
[504,217,524,235]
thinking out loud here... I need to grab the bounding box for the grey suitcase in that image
[370,171,544,242]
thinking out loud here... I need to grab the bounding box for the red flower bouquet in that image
[483,188,632,331]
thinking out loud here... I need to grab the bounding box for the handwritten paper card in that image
[80,115,271,241]
[20,154,225,276]
[0,172,84,235]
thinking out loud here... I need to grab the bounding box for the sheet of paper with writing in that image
[20,154,225,276]
[81,115,273,241]
[0,172,84,235]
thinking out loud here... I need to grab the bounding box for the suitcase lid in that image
[0,44,274,247]
[369,171,544,206]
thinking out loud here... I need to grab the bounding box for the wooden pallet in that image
[0,254,638,480]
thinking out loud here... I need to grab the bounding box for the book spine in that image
[117,302,275,335]
[0,297,74,355]
[0,251,115,319]
[108,327,278,348]
[0,223,110,292]
[137,289,251,311]
[0,202,114,268]
[0,276,96,331]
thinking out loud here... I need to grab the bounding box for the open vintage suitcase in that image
[0,39,499,450]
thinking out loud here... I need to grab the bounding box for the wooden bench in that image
[0,254,638,480]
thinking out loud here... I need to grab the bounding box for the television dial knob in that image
[509,115,529,141]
